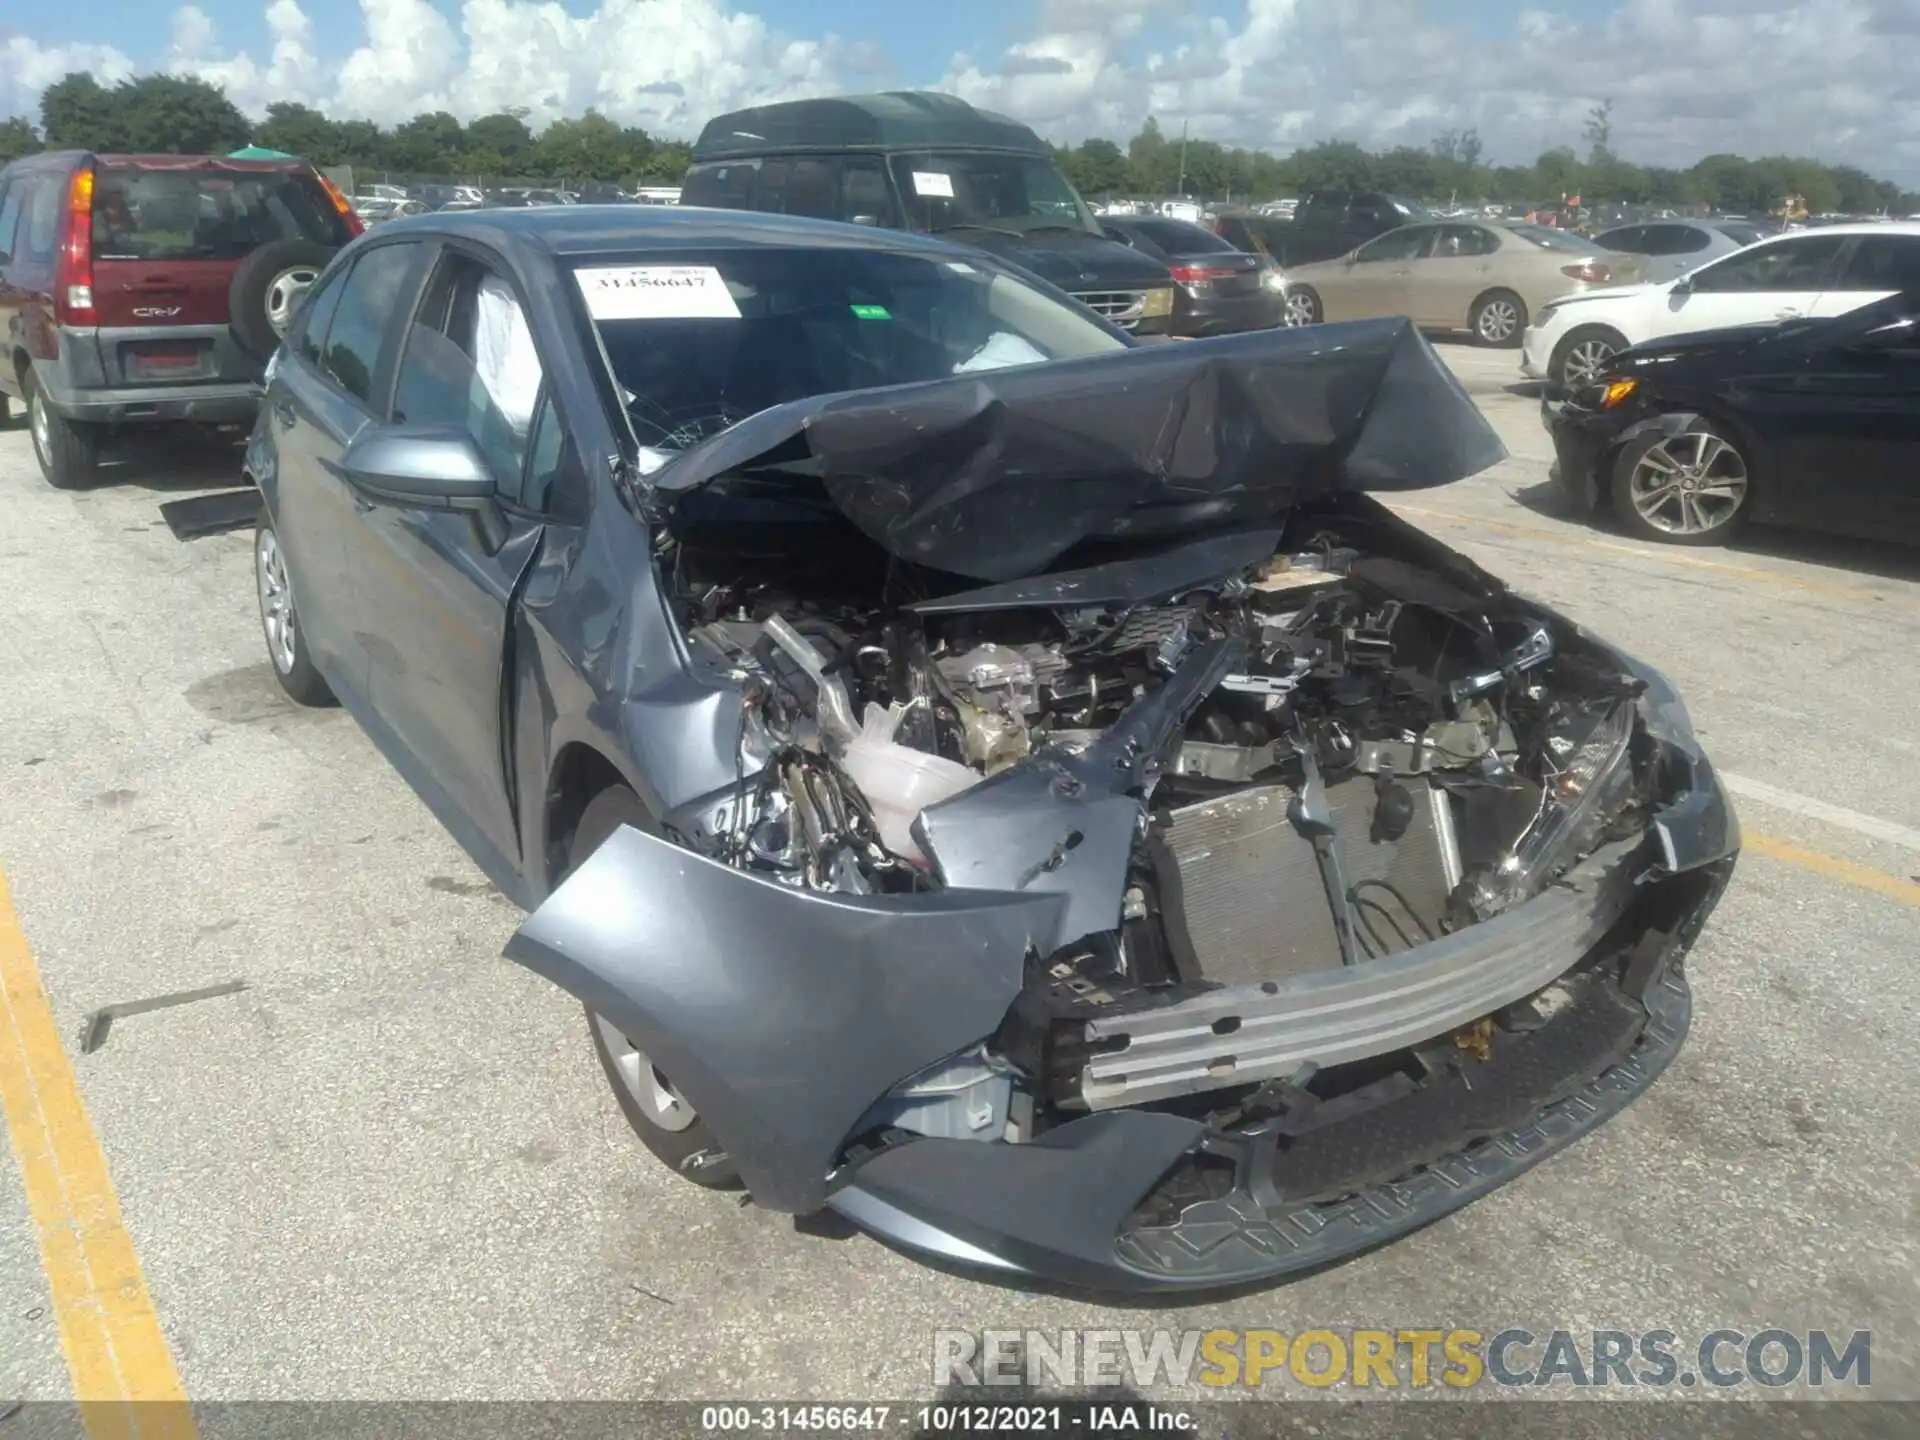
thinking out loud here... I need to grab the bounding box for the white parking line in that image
[1720,772,1920,856]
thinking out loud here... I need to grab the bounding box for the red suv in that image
[0,151,362,487]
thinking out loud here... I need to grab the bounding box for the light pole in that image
[1176,117,1189,197]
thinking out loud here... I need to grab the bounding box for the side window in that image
[523,392,567,512]
[291,261,352,368]
[20,176,63,265]
[840,157,891,225]
[1688,235,1845,293]
[1596,226,1645,253]
[753,159,791,215]
[1349,196,1397,228]
[1643,225,1708,256]
[784,158,838,221]
[1433,225,1496,258]
[1354,226,1431,263]
[1827,236,1920,293]
[680,161,758,211]
[320,243,420,404]
[391,252,545,500]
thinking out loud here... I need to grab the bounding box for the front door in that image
[267,240,426,705]
[346,246,556,885]
[1757,307,1920,540]
[1653,232,1847,342]
[1321,225,1433,322]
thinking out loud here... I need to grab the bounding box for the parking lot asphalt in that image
[1,342,1916,1407]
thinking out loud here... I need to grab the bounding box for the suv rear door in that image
[89,160,353,385]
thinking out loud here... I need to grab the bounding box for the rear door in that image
[1655,232,1847,341]
[1808,233,1920,318]
[346,245,556,881]
[89,163,354,386]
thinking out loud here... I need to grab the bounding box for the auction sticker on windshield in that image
[911,171,955,198]
[575,265,741,319]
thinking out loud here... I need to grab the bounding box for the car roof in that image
[693,90,1046,161]
[372,202,993,263]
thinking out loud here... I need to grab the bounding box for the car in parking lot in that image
[0,148,360,486]
[1590,218,1764,285]
[1522,222,1920,387]
[245,203,1736,1292]
[1543,290,1920,546]
[1283,220,1646,344]
[1099,214,1286,336]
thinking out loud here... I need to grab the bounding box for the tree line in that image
[2,73,1914,216]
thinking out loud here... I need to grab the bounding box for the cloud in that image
[0,0,1914,185]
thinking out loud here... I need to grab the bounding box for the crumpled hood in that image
[653,316,1508,583]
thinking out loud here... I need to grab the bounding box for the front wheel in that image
[570,786,740,1190]
[1470,290,1527,347]
[1610,421,1752,546]
[1551,326,1628,388]
[1284,286,1321,326]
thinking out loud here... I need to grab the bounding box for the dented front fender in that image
[502,825,1065,1214]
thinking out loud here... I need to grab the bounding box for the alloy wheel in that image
[591,1013,698,1132]
[1285,291,1318,326]
[1562,337,1618,386]
[1627,431,1749,536]
[256,527,299,674]
[29,388,52,470]
[1477,298,1521,343]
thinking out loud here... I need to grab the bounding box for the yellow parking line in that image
[0,864,196,1439]
[1744,832,1920,910]
[1388,502,1890,606]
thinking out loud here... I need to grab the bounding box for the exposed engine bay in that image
[666,498,1657,1152]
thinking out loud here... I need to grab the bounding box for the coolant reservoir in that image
[838,705,979,863]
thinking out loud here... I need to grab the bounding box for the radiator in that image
[1159,778,1462,987]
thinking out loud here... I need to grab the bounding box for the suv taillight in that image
[316,171,366,237]
[54,166,96,327]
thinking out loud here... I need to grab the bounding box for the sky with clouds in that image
[3,0,1917,183]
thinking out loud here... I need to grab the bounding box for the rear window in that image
[1506,224,1604,254]
[1713,222,1764,247]
[1129,219,1238,254]
[91,166,352,262]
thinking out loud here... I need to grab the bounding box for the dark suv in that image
[0,151,361,487]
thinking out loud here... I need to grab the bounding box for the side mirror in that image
[1670,275,1693,296]
[341,425,496,511]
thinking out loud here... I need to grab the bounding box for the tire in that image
[1550,325,1628,388]
[569,786,741,1190]
[25,373,99,489]
[0,392,11,427]
[1470,289,1527,347]
[229,239,337,359]
[254,521,336,705]
[1609,419,1752,547]
[1284,286,1321,327]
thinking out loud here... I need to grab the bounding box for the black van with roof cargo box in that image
[684,91,1176,335]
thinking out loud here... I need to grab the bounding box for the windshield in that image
[1506,223,1604,254]
[574,245,1129,459]
[92,166,352,261]
[887,151,1100,238]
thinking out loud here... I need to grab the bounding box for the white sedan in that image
[1521,221,1920,387]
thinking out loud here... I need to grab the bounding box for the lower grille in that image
[1159,778,1461,988]
[1073,290,1148,328]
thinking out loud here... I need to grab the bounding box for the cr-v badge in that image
[132,306,184,318]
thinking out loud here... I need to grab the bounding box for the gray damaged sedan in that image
[246,205,1738,1292]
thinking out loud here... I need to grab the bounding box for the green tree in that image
[110,74,247,154]
[388,110,464,172]
[466,111,534,173]
[1583,98,1614,164]
[532,109,637,182]
[0,116,39,166]
[1126,116,1172,193]
[257,102,342,163]
[1535,146,1583,200]
[41,72,122,150]
[638,140,691,185]
[1063,137,1126,196]
[1288,140,1376,193]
